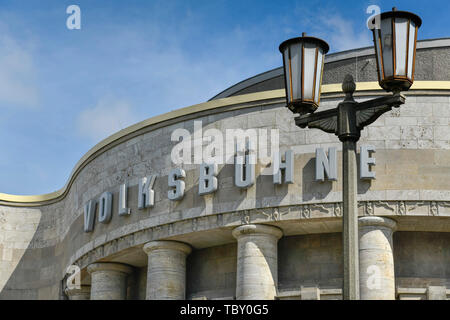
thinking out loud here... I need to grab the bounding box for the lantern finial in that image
[342,74,356,101]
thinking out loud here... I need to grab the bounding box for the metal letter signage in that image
[83,200,96,232]
[118,183,131,216]
[315,147,337,181]
[235,142,256,188]
[360,145,376,179]
[273,150,294,184]
[199,163,218,195]
[83,145,376,232]
[168,168,186,201]
[98,192,113,223]
[138,176,156,209]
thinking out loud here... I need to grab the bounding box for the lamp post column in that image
[337,80,361,300]
[341,139,359,300]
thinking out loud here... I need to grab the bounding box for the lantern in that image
[279,33,329,114]
[370,8,422,92]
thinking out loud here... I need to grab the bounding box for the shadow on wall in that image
[302,158,333,202]
[0,207,61,300]
[255,164,289,208]
[357,153,372,195]
[300,152,373,201]
[277,233,343,291]
[212,164,248,214]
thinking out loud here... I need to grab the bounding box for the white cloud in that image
[318,15,372,52]
[77,99,140,143]
[0,30,39,107]
[290,4,372,53]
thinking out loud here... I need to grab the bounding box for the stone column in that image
[359,216,397,300]
[143,240,192,300]
[65,285,91,300]
[87,262,133,300]
[427,286,447,300]
[232,224,283,300]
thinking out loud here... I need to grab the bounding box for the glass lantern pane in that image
[374,29,383,80]
[380,17,393,78]
[394,18,408,76]
[303,42,316,100]
[290,42,302,101]
[283,48,292,103]
[407,21,416,79]
[314,49,323,103]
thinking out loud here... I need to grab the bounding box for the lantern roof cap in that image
[279,36,329,54]
[370,9,422,28]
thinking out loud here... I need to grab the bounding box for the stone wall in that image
[278,233,343,292]
[394,231,450,288]
[187,243,237,300]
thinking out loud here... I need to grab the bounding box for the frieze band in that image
[70,199,450,273]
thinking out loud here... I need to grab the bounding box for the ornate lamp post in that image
[279,8,421,300]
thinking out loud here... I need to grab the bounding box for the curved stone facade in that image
[0,39,449,300]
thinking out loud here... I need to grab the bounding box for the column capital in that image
[87,262,133,275]
[143,240,192,256]
[232,224,283,240]
[358,216,397,231]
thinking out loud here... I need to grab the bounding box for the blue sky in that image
[0,0,448,195]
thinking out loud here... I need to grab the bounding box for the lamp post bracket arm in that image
[294,108,338,131]
[308,116,338,134]
[355,94,405,112]
[355,93,405,129]
[356,105,393,129]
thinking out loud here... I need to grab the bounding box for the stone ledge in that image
[276,288,342,300]
[358,216,398,230]
[396,287,450,300]
[232,224,283,239]
[143,240,192,255]
[87,262,133,275]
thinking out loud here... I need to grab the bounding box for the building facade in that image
[0,38,449,300]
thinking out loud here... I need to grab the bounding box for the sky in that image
[0,0,448,195]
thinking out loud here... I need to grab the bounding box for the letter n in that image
[315,147,337,181]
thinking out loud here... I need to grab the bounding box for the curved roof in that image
[210,38,450,100]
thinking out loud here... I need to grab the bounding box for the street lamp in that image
[372,8,422,92]
[279,32,329,114]
[279,8,421,300]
